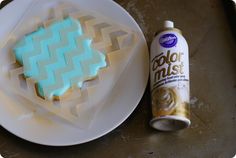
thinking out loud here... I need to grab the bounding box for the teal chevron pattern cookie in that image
[13,17,106,100]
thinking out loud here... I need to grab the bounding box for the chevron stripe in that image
[17,19,70,78]
[22,29,50,78]
[69,45,106,87]
[105,30,128,52]
[68,13,134,57]
[43,37,89,93]
[25,18,77,79]
[12,9,137,101]
[36,22,82,81]
[37,31,85,98]
[76,15,130,52]
[38,34,84,97]
[92,23,111,43]
[80,17,114,46]
[61,9,137,52]
[91,27,118,51]
[78,15,95,34]
[13,17,106,100]
[43,37,106,99]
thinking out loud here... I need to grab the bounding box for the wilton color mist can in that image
[149,21,190,131]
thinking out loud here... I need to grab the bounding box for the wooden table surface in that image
[0,0,236,157]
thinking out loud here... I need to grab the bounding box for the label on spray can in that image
[150,21,190,131]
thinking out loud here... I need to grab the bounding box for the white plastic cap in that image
[164,20,174,29]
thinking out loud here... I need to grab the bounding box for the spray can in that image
[150,20,190,131]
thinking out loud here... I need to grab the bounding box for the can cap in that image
[164,20,174,29]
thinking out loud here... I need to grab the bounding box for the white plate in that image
[0,0,149,146]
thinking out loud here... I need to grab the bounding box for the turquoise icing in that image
[13,17,106,99]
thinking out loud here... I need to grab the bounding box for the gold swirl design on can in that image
[152,87,179,116]
[152,87,190,118]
